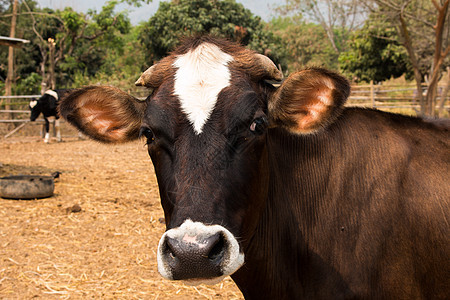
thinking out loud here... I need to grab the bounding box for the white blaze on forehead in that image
[173,43,233,135]
[29,100,38,108]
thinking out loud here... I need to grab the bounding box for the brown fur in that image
[58,36,449,300]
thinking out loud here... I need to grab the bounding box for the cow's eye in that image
[250,117,268,135]
[139,127,155,144]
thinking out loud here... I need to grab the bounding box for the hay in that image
[0,138,243,299]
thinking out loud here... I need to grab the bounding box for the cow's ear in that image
[59,86,146,143]
[268,68,350,134]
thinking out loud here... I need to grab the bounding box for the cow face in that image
[59,36,349,285]
[29,99,40,121]
[141,46,274,284]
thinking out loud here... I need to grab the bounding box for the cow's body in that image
[59,36,449,299]
[233,108,449,299]
[30,89,71,143]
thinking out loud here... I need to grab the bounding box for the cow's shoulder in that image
[335,107,449,200]
[289,107,449,187]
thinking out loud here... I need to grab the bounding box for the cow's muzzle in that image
[157,219,244,285]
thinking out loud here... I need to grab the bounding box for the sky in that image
[35,0,282,25]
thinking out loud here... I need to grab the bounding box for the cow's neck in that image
[233,126,355,299]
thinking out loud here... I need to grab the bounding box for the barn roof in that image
[0,36,30,48]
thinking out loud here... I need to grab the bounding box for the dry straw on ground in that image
[0,135,243,299]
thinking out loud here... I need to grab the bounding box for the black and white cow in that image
[59,36,449,299]
[30,89,71,143]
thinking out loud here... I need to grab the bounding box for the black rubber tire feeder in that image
[0,175,55,200]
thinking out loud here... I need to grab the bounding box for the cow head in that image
[29,99,40,121]
[59,36,350,285]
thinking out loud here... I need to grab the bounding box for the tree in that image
[47,1,131,87]
[93,25,147,89]
[364,0,450,116]
[0,0,133,92]
[338,15,410,82]
[277,0,368,55]
[1,0,156,94]
[1,1,60,94]
[138,0,287,69]
[268,16,339,72]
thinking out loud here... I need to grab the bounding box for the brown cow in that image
[59,36,449,299]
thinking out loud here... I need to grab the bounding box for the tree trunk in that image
[48,38,56,90]
[397,15,425,115]
[427,0,450,116]
[40,60,47,95]
[438,67,450,117]
[4,0,19,121]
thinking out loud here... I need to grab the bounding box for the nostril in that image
[168,249,176,260]
[165,237,178,260]
[162,232,228,270]
[207,233,226,262]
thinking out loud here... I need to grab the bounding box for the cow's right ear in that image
[268,68,350,134]
[59,86,146,143]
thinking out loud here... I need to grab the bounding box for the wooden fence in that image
[347,82,449,115]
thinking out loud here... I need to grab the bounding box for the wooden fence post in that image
[4,0,19,123]
[370,80,375,108]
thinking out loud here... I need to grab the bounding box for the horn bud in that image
[254,54,283,81]
[135,56,173,88]
[135,65,156,87]
[234,51,283,82]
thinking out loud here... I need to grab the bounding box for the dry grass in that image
[0,135,243,299]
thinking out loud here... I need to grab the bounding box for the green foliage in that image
[95,26,146,88]
[268,16,338,72]
[13,72,42,94]
[0,1,50,81]
[56,2,133,84]
[3,0,439,95]
[90,0,130,34]
[0,0,135,93]
[61,9,83,32]
[66,26,146,90]
[338,17,410,83]
[119,0,152,6]
[71,69,91,87]
[276,0,361,56]
[138,0,287,69]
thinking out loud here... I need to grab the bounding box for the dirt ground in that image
[0,129,243,299]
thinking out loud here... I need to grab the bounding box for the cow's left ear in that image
[268,68,350,134]
[59,86,146,143]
